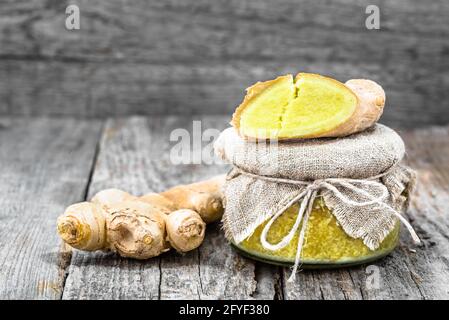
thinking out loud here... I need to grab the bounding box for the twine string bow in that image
[237,169,421,283]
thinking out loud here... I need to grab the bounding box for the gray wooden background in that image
[1,0,449,300]
[0,0,448,126]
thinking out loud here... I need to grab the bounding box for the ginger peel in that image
[160,175,225,223]
[56,175,224,259]
[57,202,107,251]
[165,209,206,252]
[107,201,169,259]
[232,72,385,140]
[91,188,137,211]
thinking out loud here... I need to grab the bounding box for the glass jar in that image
[232,198,400,268]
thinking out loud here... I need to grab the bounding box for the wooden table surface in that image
[0,115,448,300]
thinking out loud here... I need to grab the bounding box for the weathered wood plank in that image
[0,0,448,126]
[1,59,446,128]
[283,125,449,300]
[0,117,101,299]
[1,0,448,62]
[157,115,280,299]
[62,117,163,300]
[397,126,449,299]
[62,115,280,299]
[1,115,446,300]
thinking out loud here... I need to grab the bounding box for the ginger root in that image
[107,201,169,259]
[91,188,137,211]
[160,175,225,223]
[56,175,224,259]
[232,73,385,140]
[165,209,206,252]
[340,79,385,135]
[57,202,107,251]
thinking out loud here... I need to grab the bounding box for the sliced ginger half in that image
[232,73,385,140]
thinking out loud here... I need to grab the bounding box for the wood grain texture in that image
[62,117,163,300]
[0,0,448,126]
[0,117,101,299]
[62,116,280,299]
[1,115,448,299]
[283,126,449,300]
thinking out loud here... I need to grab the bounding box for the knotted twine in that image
[214,125,419,282]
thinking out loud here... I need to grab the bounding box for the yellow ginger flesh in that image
[235,73,358,140]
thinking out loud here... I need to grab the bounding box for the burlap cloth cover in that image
[214,124,418,253]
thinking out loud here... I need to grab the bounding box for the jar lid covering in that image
[214,124,405,180]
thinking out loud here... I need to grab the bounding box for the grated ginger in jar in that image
[236,198,399,266]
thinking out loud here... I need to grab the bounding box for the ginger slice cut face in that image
[233,73,358,140]
[232,74,296,139]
